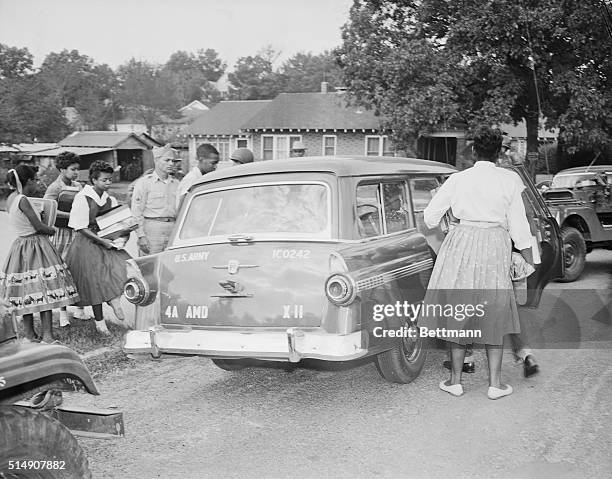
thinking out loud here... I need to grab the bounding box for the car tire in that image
[0,406,91,478]
[375,325,427,384]
[211,359,247,371]
[557,226,586,283]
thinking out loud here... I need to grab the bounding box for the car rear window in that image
[179,183,330,240]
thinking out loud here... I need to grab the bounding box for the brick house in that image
[183,87,393,164]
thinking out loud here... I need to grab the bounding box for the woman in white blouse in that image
[421,126,534,400]
[64,161,131,335]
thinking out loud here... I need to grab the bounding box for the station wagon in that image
[123,156,563,383]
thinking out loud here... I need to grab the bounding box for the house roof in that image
[184,100,272,136]
[59,131,150,148]
[179,100,209,113]
[191,156,457,191]
[241,93,385,131]
[26,146,113,157]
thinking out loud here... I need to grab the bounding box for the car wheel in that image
[557,226,586,283]
[375,323,427,384]
[0,406,91,478]
[211,359,247,371]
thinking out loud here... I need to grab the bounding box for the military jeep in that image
[0,305,124,478]
[541,165,612,282]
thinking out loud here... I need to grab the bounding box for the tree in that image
[338,0,612,170]
[227,46,284,100]
[162,49,225,107]
[278,51,344,92]
[0,76,67,143]
[0,43,33,79]
[38,49,117,130]
[116,59,178,134]
[0,44,66,142]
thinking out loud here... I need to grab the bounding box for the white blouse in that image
[68,185,118,231]
[424,161,533,250]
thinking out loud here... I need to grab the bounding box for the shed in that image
[57,131,156,181]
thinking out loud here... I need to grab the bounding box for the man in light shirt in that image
[131,144,180,255]
[176,143,219,208]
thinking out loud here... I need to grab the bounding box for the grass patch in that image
[83,349,136,381]
[15,315,131,375]
[52,317,126,355]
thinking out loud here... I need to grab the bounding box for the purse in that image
[510,252,535,281]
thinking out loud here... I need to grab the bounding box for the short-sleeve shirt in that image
[69,185,118,231]
[176,167,203,208]
[130,171,179,237]
[43,176,82,202]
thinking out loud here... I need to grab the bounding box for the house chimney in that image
[321,81,329,94]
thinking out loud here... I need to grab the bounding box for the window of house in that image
[365,136,389,156]
[261,135,302,160]
[322,135,336,156]
[203,140,230,161]
[236,138,249,149]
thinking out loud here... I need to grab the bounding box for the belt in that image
[144,217,175,222]
[459,219,503,228]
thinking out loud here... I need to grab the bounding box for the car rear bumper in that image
[123,326,366,362]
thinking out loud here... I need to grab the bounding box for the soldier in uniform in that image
[131,144,180,256]
[229,148,254,166]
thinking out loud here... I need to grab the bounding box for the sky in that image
[0,0,354,69]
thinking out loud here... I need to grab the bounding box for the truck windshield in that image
[179,183,330,240]
[551,173,599,188]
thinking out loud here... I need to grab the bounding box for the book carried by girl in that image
[0,165,80,343]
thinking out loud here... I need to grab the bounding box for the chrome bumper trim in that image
[123,327,365,362]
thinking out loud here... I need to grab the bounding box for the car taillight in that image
[325,274,356,306]
[124,277,154,306]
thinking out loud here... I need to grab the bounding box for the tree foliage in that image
[227,46,283,100]
[39,49,116,130]
[116,59,179,134]
[0,44,67,142]
[338,0,612,164]
[162,49,226,106]
[228,48,345,99]
[0,44,33,79]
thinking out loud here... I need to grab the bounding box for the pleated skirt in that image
[65,232,131,306]
[420,224,520,345]
[50,226,75,259]
[0,234,80,315]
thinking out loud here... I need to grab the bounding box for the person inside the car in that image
[421,126,535,400]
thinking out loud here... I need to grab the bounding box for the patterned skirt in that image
[51,226,75,259]
[65,232,131,306]
[420,224,520,346]
[0,234,80,316]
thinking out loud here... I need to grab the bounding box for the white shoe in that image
[59,311,70,327]
[95,320,111,336]
[73,308,92,320]
[108,297,125,321]
[487,384,513,400]
[439,380,464,397]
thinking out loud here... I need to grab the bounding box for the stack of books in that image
[28,198,57,227]
[96,205,139,240]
